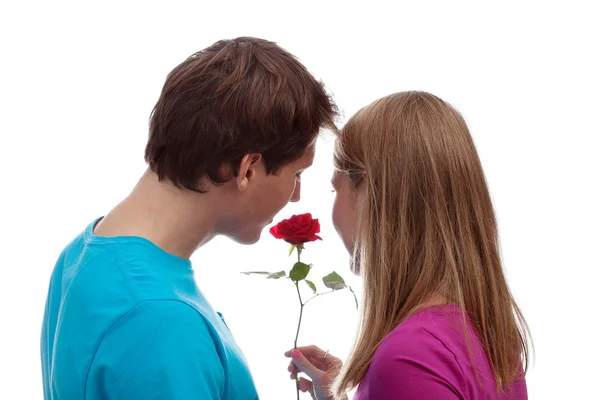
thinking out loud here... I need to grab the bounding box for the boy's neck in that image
[94,170,226,259]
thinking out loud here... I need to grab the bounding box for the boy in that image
[41,37,338,400]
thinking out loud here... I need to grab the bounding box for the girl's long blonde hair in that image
[332,91,531,398]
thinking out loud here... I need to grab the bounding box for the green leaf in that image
[305,280,317,293]
[267,270,286,279]
[289,262,311,282]
[323,271,346,290]
[241,271,270,276]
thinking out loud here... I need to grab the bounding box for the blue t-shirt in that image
[41,218,259,400]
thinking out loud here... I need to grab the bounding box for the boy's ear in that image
[235,153,263,191]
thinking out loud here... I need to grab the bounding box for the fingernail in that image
[291,350,301,358]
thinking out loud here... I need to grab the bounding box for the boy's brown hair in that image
[145,37,338,192]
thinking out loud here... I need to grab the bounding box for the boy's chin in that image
[227,227,263,245]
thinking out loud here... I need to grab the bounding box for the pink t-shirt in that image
[354,305,527,400]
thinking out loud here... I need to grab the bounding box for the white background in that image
[1,1,599,399]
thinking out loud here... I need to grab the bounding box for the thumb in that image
[291,349,323,382]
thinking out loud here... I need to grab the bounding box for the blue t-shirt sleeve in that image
[86,300,225,400]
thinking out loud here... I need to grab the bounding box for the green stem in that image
[294,246,303,400]
[303,290,335,306]
[294,282,304,348]
[349,286,359,310]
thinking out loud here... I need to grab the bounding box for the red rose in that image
[269,213,322,246]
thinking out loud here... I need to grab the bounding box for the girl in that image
[286,91,531,399]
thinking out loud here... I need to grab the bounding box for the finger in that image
[308,356,323,366]
[290,352,331,371]
[305,354,335,367]
[298,377,313,393]
[287,361,296,373]
[315,354,342,369]
[288,361,301,377]
[289,361,300,379]
[290,349,324,382]
[285,345,326,359]
[300,378,318,400]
